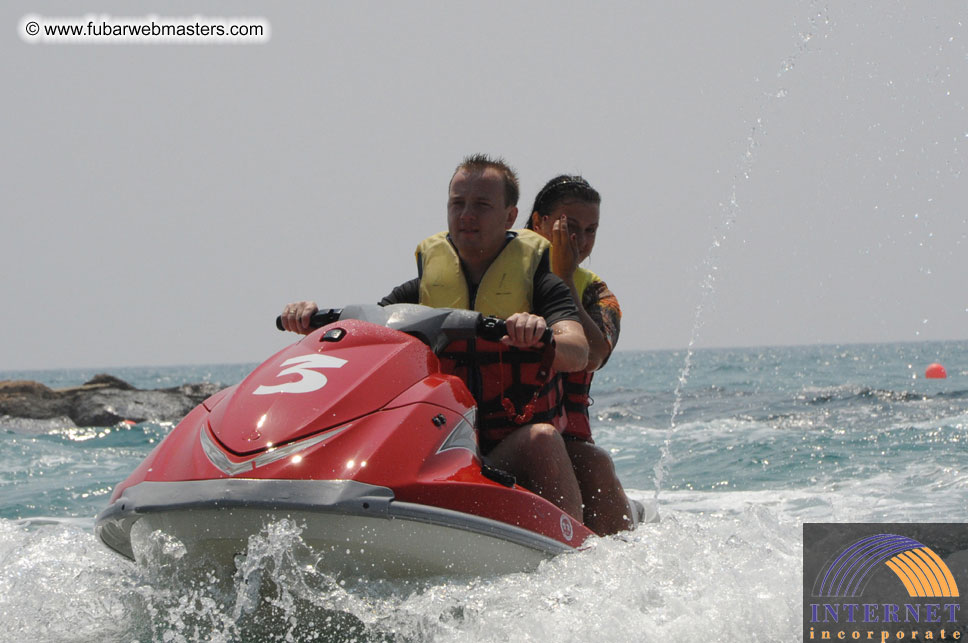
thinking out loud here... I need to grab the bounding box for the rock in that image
[68,388,200,426]
[0,380,71,419]
[0,380,58,397]
[175,382,222,398]
[83,373,134,390]
[0,376,225,428]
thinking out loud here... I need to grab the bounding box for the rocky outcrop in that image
[0,375,223,427]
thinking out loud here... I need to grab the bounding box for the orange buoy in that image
[925,363,947,379]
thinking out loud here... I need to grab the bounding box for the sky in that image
[2,1,966,370]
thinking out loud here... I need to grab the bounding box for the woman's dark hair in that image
[526,175,601,229]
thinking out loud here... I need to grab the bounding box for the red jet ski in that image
[95,304,599,577]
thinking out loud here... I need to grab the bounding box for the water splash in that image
[128,519,388,642]
[0,507,808,642]
[653,1,833,499]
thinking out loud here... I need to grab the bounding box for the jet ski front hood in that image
[208,320,436,456]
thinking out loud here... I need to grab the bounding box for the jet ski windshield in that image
[321,304,499,355]
[341,304,487,354]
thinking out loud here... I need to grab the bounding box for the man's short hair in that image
[453,154,520,208]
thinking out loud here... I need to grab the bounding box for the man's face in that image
[447,167,517,263]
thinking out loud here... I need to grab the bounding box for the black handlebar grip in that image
[275,308,343,331]
[477,316,507,342]
[478,316,553,345]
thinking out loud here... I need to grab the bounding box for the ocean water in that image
[1,341,965,642]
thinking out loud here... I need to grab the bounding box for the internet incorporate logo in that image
[803,524,967,643]
[814,534,960,599]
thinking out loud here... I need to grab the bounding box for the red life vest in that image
[561,370,594,442]
[416,230,568,452]
[437,337,565,454]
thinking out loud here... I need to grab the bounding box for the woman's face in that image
[533,200,600,263]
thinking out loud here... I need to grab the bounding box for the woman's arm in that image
[550,220,616,371]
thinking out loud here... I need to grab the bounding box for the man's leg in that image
[565,440,633,535]
[487,423,583,520]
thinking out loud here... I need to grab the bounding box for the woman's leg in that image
[565,439,633,535]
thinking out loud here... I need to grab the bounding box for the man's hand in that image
[280,300,318,334]
[502,312,548,349]
[501,315,590,372]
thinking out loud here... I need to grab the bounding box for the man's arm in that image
[563,289,611,371]
[379,278,420,305]
[528,256,589,371]
[281,278,421,335]
[549,318,590,373]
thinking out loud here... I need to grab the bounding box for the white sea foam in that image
[0,461,960,642]
[644,458,968,524]
[0,503,807,642]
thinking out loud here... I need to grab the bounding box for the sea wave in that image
[798,385,968,405]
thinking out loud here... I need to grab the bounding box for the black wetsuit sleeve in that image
[379,278,420,306]
[532,252,580,326]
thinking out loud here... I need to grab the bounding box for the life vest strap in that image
[563,379,590,395]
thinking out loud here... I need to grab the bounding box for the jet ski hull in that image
[97,478,570,577]
[95,307,597,578]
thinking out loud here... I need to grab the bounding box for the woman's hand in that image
[550,215,581,282]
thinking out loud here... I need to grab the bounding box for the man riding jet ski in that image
[97,155,644,577]
[283,154,591,522]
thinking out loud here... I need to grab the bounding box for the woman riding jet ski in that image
[96,305,642,578]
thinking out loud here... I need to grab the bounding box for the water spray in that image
[652,2,833,500]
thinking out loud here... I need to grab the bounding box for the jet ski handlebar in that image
[276,305,551,350]
[475,315,553,345]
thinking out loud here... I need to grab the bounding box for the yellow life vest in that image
[415,229,550,318]
[572,266,600,304]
